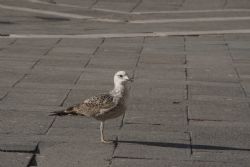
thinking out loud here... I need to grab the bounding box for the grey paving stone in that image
[115,130,190,160]
[181,0,226,10]
[226,0,250,9]
[2,88,67,106]
[0,88,9,99]
[0,102,63,113]
[0,39,15,47]
[188,67,238,83]
[140,54,185,65]
[77,67,133,84]
[96,47,141,56]
[51,115,98,129]
[186,44,227,52]
[236,64,250,76]
[189,100,250,122]
[189,84,245,99]
[0,136,38,152]
[124,112,187,132]
[142,46,184,54]
[89,56,137,69]
[103,37,143,48]
[21,69,80,84]
[111,158,243,167]
[191,151,250,167]
[58,38,102,47]
[187,54,231,67]
[0,59,35,70]
[12,38,59,48]
[186,35,224,42]
[0,152,33,167]
[224,34,250,41]
[227,41,250,49]
[36,57,89,69]
[242,82,250,96]
[0,69,25,87]
[50,46,97,55]
[94,0,138,12]
[134,0,183,12]
[53,0,95,7]
[136,65,185,81]
[189,121,250,151]
[2,46,49,56]
[37,141,113,167]
[0,110,55,135]
[130,85,186,100]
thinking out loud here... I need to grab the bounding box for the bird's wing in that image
[66,94,116,117]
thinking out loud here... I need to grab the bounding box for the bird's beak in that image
[128,77,134,82]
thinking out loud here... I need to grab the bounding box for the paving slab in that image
[37,141,113,167]
[111,158,244,167]
[189,121,250,151]
[115,129,190,160]
[1,88,67,106]
[0,109,55,135]
[0,152,33,167]
[189,100,250,122]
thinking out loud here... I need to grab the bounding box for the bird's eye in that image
[118,75,123,78]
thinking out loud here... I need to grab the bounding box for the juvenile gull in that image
[50,71,132,143]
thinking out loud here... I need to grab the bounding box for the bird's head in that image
[114,71,133,86]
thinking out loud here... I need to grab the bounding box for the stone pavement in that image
[1,0,250,167]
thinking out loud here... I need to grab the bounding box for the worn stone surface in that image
[0,152,33,167]
[1,0,250,167]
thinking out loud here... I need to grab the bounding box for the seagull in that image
[50,71,133,143]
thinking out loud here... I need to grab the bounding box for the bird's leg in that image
[119,112,125,129]
[100,121,112,143]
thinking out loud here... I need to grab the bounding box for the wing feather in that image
[66,94,116,117]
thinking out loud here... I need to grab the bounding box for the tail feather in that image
[49,106,78,116]
[49,110,68,116]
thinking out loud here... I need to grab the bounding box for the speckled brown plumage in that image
[64,94,117,118]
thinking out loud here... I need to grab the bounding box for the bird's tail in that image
[49,110,68,116]
[49,106,77,116]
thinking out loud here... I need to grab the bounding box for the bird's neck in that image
[111,83,129,104]
[111,83,125,96]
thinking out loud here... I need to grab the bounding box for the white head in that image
[114,71,132,86]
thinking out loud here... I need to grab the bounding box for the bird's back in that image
[65,93,116,117]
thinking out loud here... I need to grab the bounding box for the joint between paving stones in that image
[27,143,40,167]
[187,131,193,155]
[130,0,142,13]
[30,38,62,70]
[180,0,187,8]
[119,37,144,129]
[0,142,40,167]
[0,38,17,51]
[222,0,228,9]
[132,36,145,77]
[89,0,99,9]
[43,38,62,56]
[113,156,155,160]
[44,114,57,134]
[223,36,250,113]
[8,38,18,45]
[59,38,105,107]
[183,36,193,157]
[108,136,119,167]
[11,73,28,88]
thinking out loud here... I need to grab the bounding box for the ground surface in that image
[1,0,250,167]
